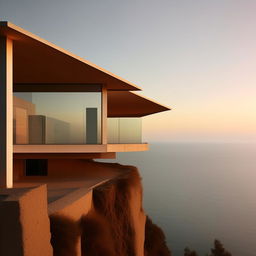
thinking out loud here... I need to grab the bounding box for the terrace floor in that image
[13,177,113,203]
[12,160,126,203]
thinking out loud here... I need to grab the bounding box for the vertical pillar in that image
[0,37,13,188]
[101,85,107,144]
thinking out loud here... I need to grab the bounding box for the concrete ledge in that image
[107,143,149,152]
[14,144,107,153]
[48,187,92,221]
[48,187,94,256]
[14,143,149,153]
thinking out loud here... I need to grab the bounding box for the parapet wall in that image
[0,185,53,256]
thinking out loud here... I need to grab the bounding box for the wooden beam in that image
[0,37,13,188]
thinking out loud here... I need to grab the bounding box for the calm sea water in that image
[115,143,256,256]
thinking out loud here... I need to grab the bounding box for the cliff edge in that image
[79,164,171,256]
[0,161,171,256]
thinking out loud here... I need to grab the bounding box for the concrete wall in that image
[13,158,120,181]
[0,183,94,256]
[0,185,53,256]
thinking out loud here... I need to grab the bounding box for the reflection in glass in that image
[108,118,142,143]
[13,92,101,144]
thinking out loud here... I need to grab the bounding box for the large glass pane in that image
[108,118,119,143]
[14,92,101,144]
[107,118,142,143]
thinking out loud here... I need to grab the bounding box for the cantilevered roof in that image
[108,91,170,117]
[0,21,140,91]
[1,21,171,116]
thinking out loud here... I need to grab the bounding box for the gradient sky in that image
[1,0,256,142]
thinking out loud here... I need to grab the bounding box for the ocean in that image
[114,143,256,256]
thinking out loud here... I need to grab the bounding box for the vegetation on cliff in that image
[184,240,232,256]
[144,217,172,256]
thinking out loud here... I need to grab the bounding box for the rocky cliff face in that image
[49,162,171,256]
[81,166,145,256]
[144,217,171,256]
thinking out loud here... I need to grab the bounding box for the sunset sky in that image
[1,0,256,142]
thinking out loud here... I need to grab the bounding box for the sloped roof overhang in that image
[108,91,170,117]
[0,21,140,91]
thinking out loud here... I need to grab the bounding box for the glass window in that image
[14,92,102,144]
[107,118,142,144]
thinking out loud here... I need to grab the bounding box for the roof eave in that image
[0,21,141,91]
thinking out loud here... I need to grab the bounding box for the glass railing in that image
[107,118,142,144]
[13,92,102,144]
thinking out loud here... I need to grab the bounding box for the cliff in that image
[49,162,171,256]
[0,161,170,256]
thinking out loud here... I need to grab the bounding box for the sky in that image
[1,0,256,142]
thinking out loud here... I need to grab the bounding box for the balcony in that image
[13,93,148,154]
[108,118,142,144]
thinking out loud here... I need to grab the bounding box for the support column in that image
[101,85,107,144]
[0,37,13,188]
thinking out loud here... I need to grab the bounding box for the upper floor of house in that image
[0,21,170,156]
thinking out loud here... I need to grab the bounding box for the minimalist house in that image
[0,21,170,188]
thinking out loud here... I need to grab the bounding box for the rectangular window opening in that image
[13,92,102,145]
[25,159,48,176]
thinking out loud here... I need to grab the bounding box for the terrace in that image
[0,22,169,155]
